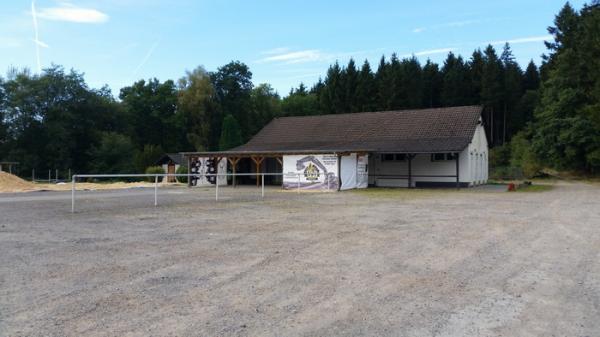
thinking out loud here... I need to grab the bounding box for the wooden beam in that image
[250,156,265,187]
[227,157,240,187]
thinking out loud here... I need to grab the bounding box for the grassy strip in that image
[515,184,553,192]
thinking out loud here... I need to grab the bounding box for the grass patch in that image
[515,184,553,192]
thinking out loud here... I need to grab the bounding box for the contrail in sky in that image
[31,1,45,73]
[133,40,160,76]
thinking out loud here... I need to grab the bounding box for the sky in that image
[0,0,588,97]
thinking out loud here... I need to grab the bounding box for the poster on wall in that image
[357,154,369,188]
[189,157,228,186]
[283,154,339,190]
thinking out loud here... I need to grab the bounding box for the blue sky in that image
[0,0,587,97]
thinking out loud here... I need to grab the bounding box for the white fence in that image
[70,172,305,213]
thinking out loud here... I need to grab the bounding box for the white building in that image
[184,106,488,190]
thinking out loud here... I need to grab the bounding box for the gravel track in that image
[0,183,599,336]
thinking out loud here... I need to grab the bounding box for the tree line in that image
[0,1,598,176]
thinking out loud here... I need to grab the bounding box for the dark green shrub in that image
[176,165,188,184]
[145,166,165,182]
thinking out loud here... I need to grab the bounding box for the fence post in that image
[55,169,58,183]
[215,174,219,201]
[48,170,51,182]
[297,174,300,193]
[261,174,265,198]
[32,169,35,182]
[71,175,76,213]
[154,175,158,206]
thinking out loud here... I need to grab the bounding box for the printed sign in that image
[189,157,228,186]
[283,154,339,190]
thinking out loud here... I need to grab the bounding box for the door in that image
[168,163,176,182]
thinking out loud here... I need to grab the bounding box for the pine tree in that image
[481,45,504,146]
[375,55,392,110]
[355,60,376,111]
[422,60,442,108]
[500,43,524,142]
[523,60,540,91]
[345,59,359,112]
[440,52,472,107]
[469,49,485,104]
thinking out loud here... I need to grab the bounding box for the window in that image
[431,153,456,161]
[381,153,407,162]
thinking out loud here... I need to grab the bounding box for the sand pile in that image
[0,171,36,193]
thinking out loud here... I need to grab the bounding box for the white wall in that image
[368,122,488,187]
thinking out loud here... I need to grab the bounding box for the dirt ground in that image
[1,182,599,336]
[0,171,162,193]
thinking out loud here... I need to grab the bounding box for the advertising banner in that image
[189,157,228,186]
[283,154,339,190]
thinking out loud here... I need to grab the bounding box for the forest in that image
[0,2,598,177]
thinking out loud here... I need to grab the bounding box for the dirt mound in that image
[0,171,36,193]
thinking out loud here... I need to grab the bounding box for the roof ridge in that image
[273,105,483,121]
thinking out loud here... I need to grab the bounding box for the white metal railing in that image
[70,172,307,213]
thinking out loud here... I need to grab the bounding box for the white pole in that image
[297,174,300,193]
[71,175,75,213]
[215,174,219,201]
[261,174,265,198]
[154,175,158,207]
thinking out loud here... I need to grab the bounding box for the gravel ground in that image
[0,182,599,336]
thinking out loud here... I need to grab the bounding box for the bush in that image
[145,166,165,182]
[176,165,188,184]
[510,132,542,178]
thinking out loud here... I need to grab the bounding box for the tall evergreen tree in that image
[355,60,377,111]
[440,52,472,107]
[375,55,393,110]
[345,59,359,112]
[422,60,442,108]
[500,43,524,141]
[480,45,504,145]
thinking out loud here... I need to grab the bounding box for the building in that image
[183,105,488,190]
[155,153,186,183]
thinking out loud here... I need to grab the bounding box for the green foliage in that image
[177,66,215,151]
[530,2,600,173]
[3,1,598,177]
[176,165,188,183]
[219,114,243,150]
[145,165,165,182]
[88,132,135,174]
[134,144,164,173]
[510,131,542,178]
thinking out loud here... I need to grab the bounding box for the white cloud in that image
[257,49,327,64]
[401,47,455,58]
[486,35,553,45]
[412,18,489,33]
[36,3,109,24]
[261,47,291,55]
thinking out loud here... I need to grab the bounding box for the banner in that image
[283,154,339,190]
[189,157,228,186]
[340,153,369,190]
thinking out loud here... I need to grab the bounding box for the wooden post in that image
[227,157,240,187]
[251,156,265,187]
[455,152,460,190]
[408,154,413,189]
[187,156,192,187]
[276,157,283,188]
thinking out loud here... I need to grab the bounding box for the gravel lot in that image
[1,183,599,336]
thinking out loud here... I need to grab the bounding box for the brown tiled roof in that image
[226,106,483,154]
